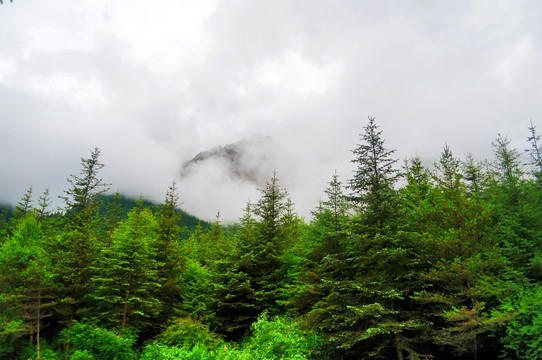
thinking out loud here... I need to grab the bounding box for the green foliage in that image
[499,286,542,360]
[239,313,320,360]
[59,320,136,360]
[90,206,163,328]
[97,193,210,234]
[158,317,223,349]
[16,340,61,360]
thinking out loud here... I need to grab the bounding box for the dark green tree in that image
[53,147,110,325]
[13,186,34,220]
[348,116,400,235]
[305,118,432,359]
[60,147,110,228]
[153,181,185,328]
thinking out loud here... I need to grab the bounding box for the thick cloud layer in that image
[1,1,541,222]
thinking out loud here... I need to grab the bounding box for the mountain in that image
[180,135,278,186]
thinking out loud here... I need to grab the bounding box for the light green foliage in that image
[69,349,95,360]
[178,259,215,320]
[499,286,542,359]
[158,317,223,349]
[0,214,56,358]
[59,320,136,360]
[143,313,319,360]
[90,206,163,328]
[239,313,320,360]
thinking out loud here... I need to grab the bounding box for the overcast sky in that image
[1,0,541,222]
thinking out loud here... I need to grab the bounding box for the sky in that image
[1,0,541,222]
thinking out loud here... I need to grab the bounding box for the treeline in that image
[2,118,542,359]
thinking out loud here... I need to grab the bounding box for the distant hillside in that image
[0,203,14,226]
[0,196,209,237]
[97,194,210,235]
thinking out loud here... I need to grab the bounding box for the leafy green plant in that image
[59,320,136,360]
[500,286,542,359]
[158,317,223,349]
[239,312,320,360]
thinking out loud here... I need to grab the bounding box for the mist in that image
[1,1,541,221]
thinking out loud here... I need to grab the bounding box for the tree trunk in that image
[395,333,404,360]
[122,271,132,328]
[37,284,41,360]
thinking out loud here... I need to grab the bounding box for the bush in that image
[238,313,320,360]
[59,320,136,360]
[158,317,222,349]
[16,340,61,360]
[501,286,542,359]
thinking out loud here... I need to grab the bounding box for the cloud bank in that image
[1,1,541,221]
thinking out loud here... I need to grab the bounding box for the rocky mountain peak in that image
[181,135,277,186]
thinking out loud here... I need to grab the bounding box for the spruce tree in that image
[306,118,437,359]
[349,116,400,234]
[90,206,163,329]
[153,181,184,327]
[0,214,56,359]
[53,148,110,325]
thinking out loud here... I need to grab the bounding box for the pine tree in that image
[53,148,110,325]
[210,173,293,340]
[209,204,258,340]
[0,214,56,359]
[349,116,400,234]
[153,181,184,327]
[252,171,291,313]
[90,207,163,329]
[304,118,433,359]
[36,188,52,221]
[13,186,34,220]
[526,120,542,183]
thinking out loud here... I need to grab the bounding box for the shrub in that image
[238,313,320,360]
[59,320,136,360]
[158,317,222,349]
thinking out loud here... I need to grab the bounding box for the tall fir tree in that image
[53,147,110,326]
[0,214,56,359]
[90,206,163,329]
[349,116,400,235]
[153,181,184,329]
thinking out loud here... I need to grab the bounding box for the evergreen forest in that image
[3,117,542,360]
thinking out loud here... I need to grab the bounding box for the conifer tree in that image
[526,120,542,182]
[36,188,52,221]
[153,181,184,327]
[13,186,34,220]
[0,214,56,359]
[53,148,110,325]
[305,118,433,359]
[349,116,400,234]
[252,171,291,313]
[210,203,258,340]
[90,206,163,329]
[210,173,293,340]
[60,147,110,229]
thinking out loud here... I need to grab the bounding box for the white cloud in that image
[257,51,342,95]
[491,35,534,87]
[1,0,542,221]
[26,74,108,109]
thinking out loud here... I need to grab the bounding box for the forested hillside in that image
[2,118,542,359]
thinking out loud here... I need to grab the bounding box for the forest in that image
[2,117,542,360]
